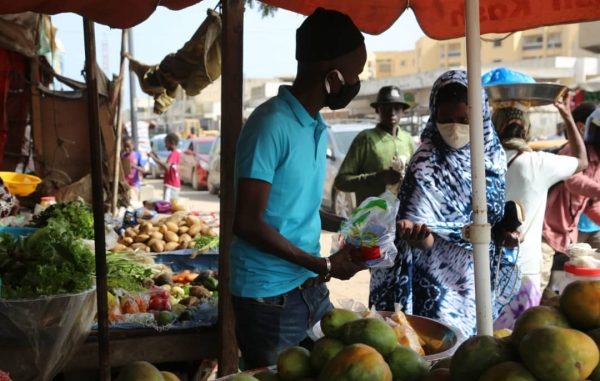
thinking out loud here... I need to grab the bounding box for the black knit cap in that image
[296,8,364,62]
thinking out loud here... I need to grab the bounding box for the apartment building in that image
[368,22,600,79]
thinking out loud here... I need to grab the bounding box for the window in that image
[377,59,392,74]
[400,60,406,67]
[493,59,502,63]
[522,35,543,50]
[493,40,502,48]
[547,33,562,49]
[448,43,461,57]
[439,47,445,59]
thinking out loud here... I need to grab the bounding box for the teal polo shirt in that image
[231,86,328,298]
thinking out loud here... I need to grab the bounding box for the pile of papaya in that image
[228,279,600,381]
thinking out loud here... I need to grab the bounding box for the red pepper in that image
[149,295,171,311]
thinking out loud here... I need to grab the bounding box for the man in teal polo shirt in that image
[231,8,367,369]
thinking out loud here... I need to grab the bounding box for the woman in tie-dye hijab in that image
[370,70,509,337]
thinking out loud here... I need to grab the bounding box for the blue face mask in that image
[324,70,361,110]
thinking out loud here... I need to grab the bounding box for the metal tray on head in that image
[485,83,568,107]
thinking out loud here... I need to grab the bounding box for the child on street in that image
[149,133,181,201]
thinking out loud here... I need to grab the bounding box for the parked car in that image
[147,134,189,178]
[180,136,217,190]
[322,121,375,218]
[207,135,220,195]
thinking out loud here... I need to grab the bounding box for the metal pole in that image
[127,28,139,150]
[83,18,111,380]
[218,0,243,376]
[466,0,494,336]
[112,29,128,215]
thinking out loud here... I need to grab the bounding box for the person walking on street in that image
[334,85,416,206]
[149,132,181,201]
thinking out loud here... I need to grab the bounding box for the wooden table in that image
[64,325,218,372]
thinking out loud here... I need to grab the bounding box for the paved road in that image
[142,179,371,307]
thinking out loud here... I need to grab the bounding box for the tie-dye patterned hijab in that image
[399,70,507,247]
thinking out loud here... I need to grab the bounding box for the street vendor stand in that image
[3,0,600,380]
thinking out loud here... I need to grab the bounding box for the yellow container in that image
[0,172,42,196]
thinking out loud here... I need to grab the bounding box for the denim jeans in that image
[232,283,333,370]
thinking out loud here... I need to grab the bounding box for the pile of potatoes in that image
[113,213,215,253]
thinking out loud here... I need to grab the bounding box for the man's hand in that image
[554,93,573,121]
[377,168,401,185]
[497,230,522,248]
[328,244,366,280]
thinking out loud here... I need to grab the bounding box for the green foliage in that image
[244,0,277,17]
[0,222,95,298]
[194,234,220,253]
[30,199,95,239]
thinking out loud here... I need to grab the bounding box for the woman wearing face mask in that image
[370,70,512,337]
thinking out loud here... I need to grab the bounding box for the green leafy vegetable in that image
[194,235,219,253]
[0,221,95,299]
[106,251,161,291]
[30,199,94,239]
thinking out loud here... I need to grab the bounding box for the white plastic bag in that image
[333,190,399,268]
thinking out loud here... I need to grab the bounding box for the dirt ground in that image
[142,179,371,307]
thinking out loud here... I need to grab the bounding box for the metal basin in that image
[310,312,464,363]
[485,83,568,107]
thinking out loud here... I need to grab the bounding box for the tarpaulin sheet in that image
[259,0,600,38]
[0,0,202,29]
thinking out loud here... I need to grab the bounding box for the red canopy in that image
[260,0,600,38]
[0,0,202,29]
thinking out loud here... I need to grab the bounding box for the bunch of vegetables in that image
[113,213,217,253]
[0,222,95,298]
[30,199,94,239]
[106,251,164,291]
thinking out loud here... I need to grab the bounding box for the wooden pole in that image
[83,18,111,381]
[111,29,128,215]
[218,0,244,376]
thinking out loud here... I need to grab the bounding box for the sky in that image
[51,3,425,86]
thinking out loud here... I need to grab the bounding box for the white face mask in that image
[436,122,470,149]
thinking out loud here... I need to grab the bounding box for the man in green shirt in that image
[334,85,416,205]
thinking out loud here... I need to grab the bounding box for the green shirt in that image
[334,124,415,206]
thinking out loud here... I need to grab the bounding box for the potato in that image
[189,285,211,299]
[187,241,195,249]
[149,240,165,253]
[178,241,188,250]
[141,224,153,234]
[187,223,202,237]
[150,232,164,240]
[178,220,187,227]
[164,231,179,243]
[131,243,147,251]
[125,228,137,238]
[112,243,128,252]
[165,241,180,251]
[122,237,134,245]
[135,234,150,243]
[200,225,215,236]
[166,222,179,233]
[178,226,189,234]
[186,215,201,226]
[159,224,169,235]
[179,233,192,243]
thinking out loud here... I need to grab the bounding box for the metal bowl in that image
[485,83,568,107]
[310,312,464,363]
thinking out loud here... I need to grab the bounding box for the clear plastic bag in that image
[333,191,400,268]
[0,288,97,381]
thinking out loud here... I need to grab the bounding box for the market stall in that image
[2,0,600,380]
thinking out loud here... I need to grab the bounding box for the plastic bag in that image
[387,305,425,355]
[385,155,408,196]
[0,288,96,381]
[333,191,400,268]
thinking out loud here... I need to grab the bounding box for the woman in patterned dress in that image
[369,70,509,337]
